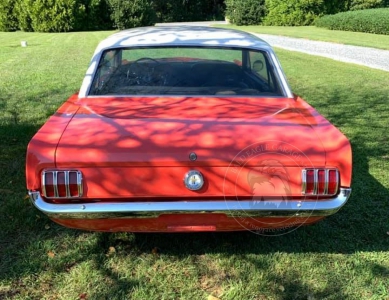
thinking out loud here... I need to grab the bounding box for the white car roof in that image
[94,26,273,52]
[79,26,292,98]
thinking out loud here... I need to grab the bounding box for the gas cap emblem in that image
[184,170,204,191]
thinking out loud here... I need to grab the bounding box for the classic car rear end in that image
[26,27,352,232]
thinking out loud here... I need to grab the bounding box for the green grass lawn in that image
[1,31,389,299]
[216,25,389,50]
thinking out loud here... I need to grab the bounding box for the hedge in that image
[348,0,389,11]
[154,0,225,23]
[0,0,113,32]
[108,0,155,30]
[81,0,112,31]
[0,0,19,31]
[315,8,389,35]
[5,0,388,32]
[225,0,266,25]
[30,0,79,32]
[263,0,326,26]
[0,0,225,32]
[225,0,389,27]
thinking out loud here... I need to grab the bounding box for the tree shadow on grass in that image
[2,115,388,297]
[0,119,139,298]
[1,78,389,298]
[0,225,139,299]
[116,134,389,299]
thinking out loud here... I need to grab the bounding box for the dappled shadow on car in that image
[123,86,389,255]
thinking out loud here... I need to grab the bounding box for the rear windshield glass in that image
[89,47,284,97]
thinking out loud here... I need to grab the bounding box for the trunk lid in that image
[55,97,325,198]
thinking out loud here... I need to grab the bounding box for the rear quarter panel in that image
[294,95,352,187]
[26,94,80,190]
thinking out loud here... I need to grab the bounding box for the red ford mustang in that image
[26,26,352,232]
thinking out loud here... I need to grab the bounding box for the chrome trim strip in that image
[324,169,329,195]
[53,171,58,198]
[77,171,83,197]
[42,172,47,197]
[269,51,294,98]
[313,169,318,195]
[65,171,70,198]
[29,188,351,220]
[301,169,307,195]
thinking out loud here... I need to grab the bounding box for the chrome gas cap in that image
[184,170,204,191]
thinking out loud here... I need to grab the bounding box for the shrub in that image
[349,0,389,11]
[17,0,85,32]
[324,0,351,14]
[315,8,389,35]
[225,0,266,25]
[263,0,326,26]
[154,0,225,23]
[0,0,19,31]
[2,0,224,32]
[108,0,156,30]
[14,0,33,31]
[8,0,112,32]
[82,0,112,30]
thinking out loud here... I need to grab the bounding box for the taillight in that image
[42,170,83,198]
[302,168,339,196]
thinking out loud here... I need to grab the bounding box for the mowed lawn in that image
[216,25,389,50]
[1,30,389,299]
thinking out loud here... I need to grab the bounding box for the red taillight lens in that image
[69,171,80,197]
[42,170,82,198]
[317,169,326,195]
[328,169,339,195]
[305,169,315,194]
[43,172,55,197]
[57,171,67,197]
[302,168,339,196]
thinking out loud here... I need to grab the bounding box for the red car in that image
[26,26,352,233]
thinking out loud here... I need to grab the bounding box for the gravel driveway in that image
[156,22,389,72]
[255,34,389,72]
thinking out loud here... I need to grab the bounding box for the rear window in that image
[89,47,284,97]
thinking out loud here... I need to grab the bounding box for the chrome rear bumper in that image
[28,188,351,220]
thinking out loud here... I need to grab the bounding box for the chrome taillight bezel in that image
[302,168,339,196]
[42,170,83,198]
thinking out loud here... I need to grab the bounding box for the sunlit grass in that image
[0,31,388,299]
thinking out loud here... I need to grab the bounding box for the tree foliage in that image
[349,0,389,10]
[154,0,225,22]
[1,0,112,32]
[108,0,156,30]
[77,0,112,30]
[0,0,19,31]
[2,0,389,32]
[29,0,78,32]
[263,0,326,26]
[225,0,266,25]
